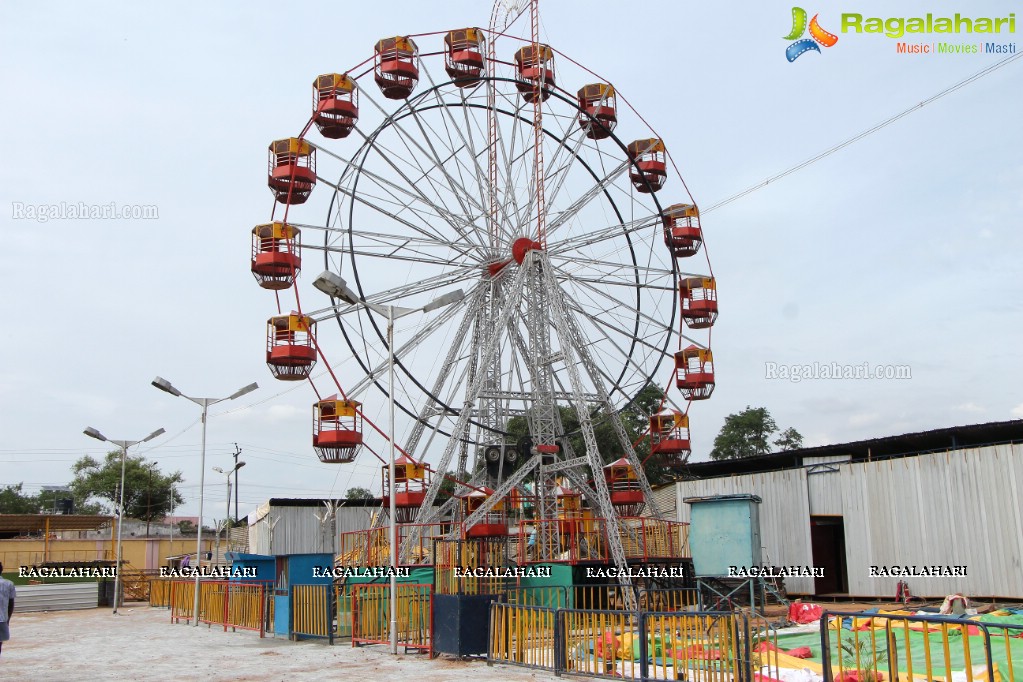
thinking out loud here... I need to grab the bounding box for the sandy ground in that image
[2,605,565,682]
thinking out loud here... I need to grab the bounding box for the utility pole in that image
[233,443,242,524]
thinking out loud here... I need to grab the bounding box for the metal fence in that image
[351,583,433,654]
[488,604,750,681]
[821,610,1023,682]
[292,583,333,641]
[169,580,272,637]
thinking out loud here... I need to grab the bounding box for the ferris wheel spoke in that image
[562,273,669,336]
[316,158,476,252]
[551,252,673,279]
[547,214,659,257]
[355,89,484,239]
[342,282,482,400]
[544,159,631,240]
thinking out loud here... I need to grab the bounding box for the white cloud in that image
[1011,403,1023,419]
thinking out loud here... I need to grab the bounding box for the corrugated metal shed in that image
[842,444,1023,597]
[676,468,816,594]
[248,499,377,555]
[16,582,98,612]
[675,443,1023,598]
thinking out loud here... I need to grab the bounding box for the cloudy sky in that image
[2,1,1020,524]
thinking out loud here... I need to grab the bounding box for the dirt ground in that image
[2,605,564,682]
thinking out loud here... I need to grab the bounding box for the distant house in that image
[665,420,1023,599]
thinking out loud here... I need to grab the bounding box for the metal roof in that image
[682,418,1023,478]
[0,514,113,533]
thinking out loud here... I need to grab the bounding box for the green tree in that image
[710,406,803,460]
[500,383,673,486]
[345,486,374,500]
[774,427,804,451]
[70,452,184,519]
[0,483,40,514]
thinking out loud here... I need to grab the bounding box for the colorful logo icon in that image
[784,7,839,61]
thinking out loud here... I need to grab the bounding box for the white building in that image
[665,420,1023,599]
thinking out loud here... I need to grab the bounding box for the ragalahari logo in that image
[784,7,839,61]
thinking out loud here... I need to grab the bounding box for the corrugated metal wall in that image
[676,469,816,594]
[842,444,1023,597]
[16,583,98,612]
[248,503,377,555]
[674,443,1023,598]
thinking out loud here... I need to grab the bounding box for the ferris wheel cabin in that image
[313,73,359,139]
[662,203,703,258]
[265,313,317,381]
[460,488,508,538]
[514,44,555,103]
[382,454,431,523]
[374,37,420,100]
[675,346,715,401]
[555,484,584,534]
[444,29,485,87]
[649,411,692,468]
[679,276,718,329]
[577,83,617,140]
[604,457,645,517]
[313,397,364,464]
[267,138,316,204]
[626,138,667,193]
[251,222,301,290]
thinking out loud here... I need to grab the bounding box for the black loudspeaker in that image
[433,593,500,656]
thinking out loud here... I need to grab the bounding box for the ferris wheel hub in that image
[511,237,542,264]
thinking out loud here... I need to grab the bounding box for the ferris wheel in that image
[251,1,717,586]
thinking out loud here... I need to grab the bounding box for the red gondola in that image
[313,396,363,463]
[382,454,431,523]
[266,313,316,381]
[460,488,507,538]
[313,74,358,139]
[374,37,419,100]
[577,83,617,140]
[444,29,485,88]
[679,276,718,329]
[268,138,316,204]
[675,346,715,401]
[604,457,644,517]
[662,203,703,258]
[626,138,667,193]
[251,222,300,290]
[514,44,555,103]
[649,411,692,467]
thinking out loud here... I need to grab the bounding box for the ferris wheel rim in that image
[316,77,679,438]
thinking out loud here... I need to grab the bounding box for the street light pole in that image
[83,426,165,615]
[312,270,463,655]
[151,377,257,626]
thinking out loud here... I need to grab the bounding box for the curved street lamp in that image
[150,377,257,625]
[83,426,165,614]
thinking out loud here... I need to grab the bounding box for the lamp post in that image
[150,377,258,626]
[83,426,165,614]
[313,270,463,654]
[213,462,245,554]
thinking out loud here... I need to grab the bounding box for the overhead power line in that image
[705,51,1022,214]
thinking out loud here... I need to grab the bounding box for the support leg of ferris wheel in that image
[409,263,529,530]
[543,255,665,522]
[528,251,637,610]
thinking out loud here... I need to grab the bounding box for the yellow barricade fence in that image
[170,580,269,637]
[822,611,1023,682]
[560,609,644,680]
[170,579,196,623]
[489,602,558,671]
[149,578,172,608]
[351,583,433,654]
[335,582,353,638]
[292,584,331,640]
[642,612,747,682]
